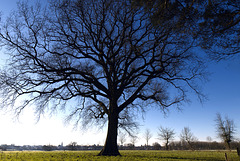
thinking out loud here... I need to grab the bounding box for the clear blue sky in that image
[0,0,239,146]
[143,57,240,143]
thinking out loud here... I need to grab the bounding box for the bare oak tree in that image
[0,0,206,156]
[215,113,236,150]
[157,126,175,150]
[144,129,152,148]
[180,127,197,151]
[130,135,138,149]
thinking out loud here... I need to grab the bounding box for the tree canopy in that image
[137,0,240,60]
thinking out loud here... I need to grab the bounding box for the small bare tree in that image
[215,113,236,150]
[118,132,126,146]
[206,136,213,142]
[130,135,138,148]
[157,126,175,150]
[180,127,197,150]
[144,129,152,148]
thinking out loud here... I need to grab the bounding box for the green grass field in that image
[0,150,239,161]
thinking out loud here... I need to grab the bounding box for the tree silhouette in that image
[158,126,175,150]
[0,0,206,156]
[215,113,236,150]
[130,135,138,148]
[143,129,152,149]
[118,132,126,147]
[180,127,197,151]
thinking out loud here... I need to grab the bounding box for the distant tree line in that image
[0,144,103,151]
[119,141,240,151]
[169,141,240,151]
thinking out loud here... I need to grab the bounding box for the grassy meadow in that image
[0,150,239,161]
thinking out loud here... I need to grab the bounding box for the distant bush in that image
[42,145,55,151]
[152,142,161,150]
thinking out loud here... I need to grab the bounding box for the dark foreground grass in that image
[0,150,239,161]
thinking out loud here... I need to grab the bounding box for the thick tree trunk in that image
[187,141,195,151]
[225,141,231,151]
[165,143,169,150]
[98,112,120,156]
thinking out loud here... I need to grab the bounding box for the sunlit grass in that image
[0,150,238,161]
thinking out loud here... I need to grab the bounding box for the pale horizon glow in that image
[0,108,107,146]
